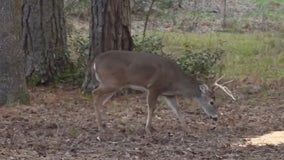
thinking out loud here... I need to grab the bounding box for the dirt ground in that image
[0,84,284,160]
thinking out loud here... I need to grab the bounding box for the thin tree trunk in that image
[0,0,28,106]
[22,0,69,84]
[142,0,156,41]
[222,0,227,29]
[82,0,133,93]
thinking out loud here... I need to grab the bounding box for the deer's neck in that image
[176,76,202,98]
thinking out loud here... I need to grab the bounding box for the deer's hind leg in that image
[93,86,117,131]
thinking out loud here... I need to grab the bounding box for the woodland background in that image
[0,0,284,159]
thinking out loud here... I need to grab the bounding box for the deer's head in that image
[195,75,236,121]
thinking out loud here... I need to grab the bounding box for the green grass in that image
[247,0,284,21]
[255,0,284,6]
[147,31,284,80]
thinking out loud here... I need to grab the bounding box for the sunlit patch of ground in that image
[243,131,284,146]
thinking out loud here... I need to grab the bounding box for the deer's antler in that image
[213,75,236,101]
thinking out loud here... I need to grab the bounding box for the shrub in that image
[176,44,225,79]
[133,34,164,55]
[133,33,224,80]
[55,32,89,84]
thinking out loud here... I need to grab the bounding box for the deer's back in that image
[94,50,189,92]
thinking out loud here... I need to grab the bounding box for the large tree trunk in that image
[22,0,69,84]
[82,0,133,93]
[0,1,29,106]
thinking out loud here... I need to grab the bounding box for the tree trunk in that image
[81,0,133,93]
[22,0,69,84]
[0,0,29,106]
[222,0,227,29]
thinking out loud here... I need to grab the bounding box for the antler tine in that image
[214,75,225,84]
[221,79,234,86]
[214,75,236,101]
[212,75,224,91]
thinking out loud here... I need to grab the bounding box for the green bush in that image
[176,44,225,79]
[133,34,164,55]
[133,33,224,80]
[55,32,89,84]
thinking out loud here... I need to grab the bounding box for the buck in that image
[92,50,235,134]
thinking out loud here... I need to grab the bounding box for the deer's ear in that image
[199,84,209,93]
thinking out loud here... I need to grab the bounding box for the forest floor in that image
[0,82,284,160]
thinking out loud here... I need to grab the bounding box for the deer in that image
[92,50,235,134]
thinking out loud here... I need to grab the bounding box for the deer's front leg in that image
[163,96,187,132]
[145,90,159,134]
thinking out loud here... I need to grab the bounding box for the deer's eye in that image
[209,101,214,105]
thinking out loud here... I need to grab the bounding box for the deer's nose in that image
[210,116,218,121]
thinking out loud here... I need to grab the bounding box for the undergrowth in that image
[133,33,224,80]
[56,31,283,86]
[149,31,284,80]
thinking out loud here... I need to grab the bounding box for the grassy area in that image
[149,31,284,80]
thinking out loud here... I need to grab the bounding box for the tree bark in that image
[82,0,133,93]
[22,0,69,84]
[0,0,29,106]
